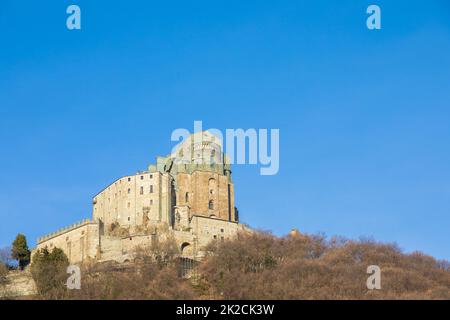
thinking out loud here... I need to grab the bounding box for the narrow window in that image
[141,176,144,180]
[209,178,216,196]
[140,186,144,195]
[128,188,131,194]
[150,185,154,193]
[209,200,214,210]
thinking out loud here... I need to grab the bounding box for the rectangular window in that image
[150,185,154,193]
[128,188,131,194]
[140,186,144,195]
[67,242,71,260]
[128,177,131,182]
[141,176,144,180]
[80,237,85,260]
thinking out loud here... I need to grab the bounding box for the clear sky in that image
[1,1,449,260]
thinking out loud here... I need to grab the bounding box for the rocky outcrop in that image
[0,270,37,298]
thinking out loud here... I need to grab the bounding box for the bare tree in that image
[0,246,13,268]
[0,247,11,290]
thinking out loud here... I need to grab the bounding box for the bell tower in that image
[169,131,237,222]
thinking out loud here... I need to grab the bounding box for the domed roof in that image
[170,130,225,165]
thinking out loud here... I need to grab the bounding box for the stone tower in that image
[169,131,237,225]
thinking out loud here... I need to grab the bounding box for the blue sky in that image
[1,1,449,260]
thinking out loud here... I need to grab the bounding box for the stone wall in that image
[177,171,235,222]
[36,222,99,264]
[93,172,165,229]
[191,215,245,247]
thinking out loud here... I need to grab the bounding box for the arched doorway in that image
[181,242,193,257]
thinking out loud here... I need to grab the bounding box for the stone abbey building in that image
[36,131,248,264]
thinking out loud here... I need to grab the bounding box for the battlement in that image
[37,219,95,244]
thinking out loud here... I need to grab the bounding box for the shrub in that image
[27,231,450,300]
[31,247,69,299]
[69,238,196,300]
[199,231,450,300]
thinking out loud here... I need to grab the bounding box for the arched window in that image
[208,178,216,195]
[210,149,216,166]
[208,200,214,210]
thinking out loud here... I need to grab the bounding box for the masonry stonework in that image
[36,131,248,264]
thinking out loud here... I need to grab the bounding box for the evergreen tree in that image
[11,234,31,270]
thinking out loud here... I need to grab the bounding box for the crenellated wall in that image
[36,222,99,264]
